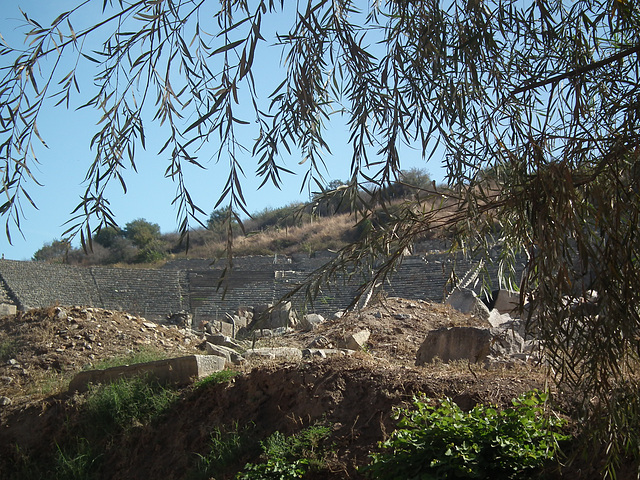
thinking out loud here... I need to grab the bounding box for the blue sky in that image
[0,0,446,260]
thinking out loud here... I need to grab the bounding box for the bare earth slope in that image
[0,298,553,479]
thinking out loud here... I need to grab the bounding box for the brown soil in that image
[0,298,560,479]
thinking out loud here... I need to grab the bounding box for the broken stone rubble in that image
[193,292,531,368]
[298,313,325,331]
[302,348,355,358]
[415,287,539,366]
[205,343,245,365]
[339,329,371,351]
[7,292,546,398]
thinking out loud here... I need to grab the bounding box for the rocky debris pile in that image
[0,305,201,407]
[202,292,536,370]
[414,287,539,367]
[166,311,193,328]
[1,293,545,412]
[200,303,297,338]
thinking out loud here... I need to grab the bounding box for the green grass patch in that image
[82,375,179,435]
[363,389,571,480]
[188,422,259,480]
[5,439,102,480]
[0,335,20,362]
[53,438,102,480]
[193,369,240,389]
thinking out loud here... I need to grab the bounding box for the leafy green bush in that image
[364,390,570,480]
[237,424,333,479]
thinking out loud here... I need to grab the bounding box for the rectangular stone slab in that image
[68,354,225,393]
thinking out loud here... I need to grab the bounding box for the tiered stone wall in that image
[90,266,185,318]
[0,260,99,309]
[0,248,527,322]
[0,259,184,320]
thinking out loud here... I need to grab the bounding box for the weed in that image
[193,369,240,389]
[5,439,101,480]
[237,423,334,479]
[363,389,571,479]
[4,444,46,480]
[0,335,19,362]
[189,422,259,480]
[54,439,101,480]
[82,375,179,435]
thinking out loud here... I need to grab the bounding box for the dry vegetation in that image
[228,213,361,257]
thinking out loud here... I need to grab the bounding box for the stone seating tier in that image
[0,249,526,323]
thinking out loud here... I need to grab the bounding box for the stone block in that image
[68,354,225,393]
[0,304,17,316]
[253,302,298,329]
[490,327,525,356]
[299,313,325,331]
[243,347,303,361]
[488,309,512,328]
[342,329,371,351]
[416,327,492,365]
[209,320,235,337]
[205,343,244,365]
[446,287,490,323]
[492,290,520,315]
[205,333,242,349]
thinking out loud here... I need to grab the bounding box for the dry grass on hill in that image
[191,213,362,258]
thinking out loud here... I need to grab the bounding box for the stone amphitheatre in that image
[0,240,523,324]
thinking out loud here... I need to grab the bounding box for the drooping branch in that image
[511,43,640,95]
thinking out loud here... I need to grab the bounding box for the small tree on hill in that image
[32,239,71,263]
[123,219,165,263]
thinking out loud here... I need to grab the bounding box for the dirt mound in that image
[0,305,200,403]
[0,298,549,479]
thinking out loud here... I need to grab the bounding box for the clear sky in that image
[0,0,446,261]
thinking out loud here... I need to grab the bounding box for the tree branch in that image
[511,43,640,95]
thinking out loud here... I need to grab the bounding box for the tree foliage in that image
[32,238,71,263]
[123,218,161,249]
[2,0,640,474]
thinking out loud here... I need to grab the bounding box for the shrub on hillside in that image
[363,390,570,480]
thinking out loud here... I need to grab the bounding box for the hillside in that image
[0,298,587,480]
[37,188,452,266]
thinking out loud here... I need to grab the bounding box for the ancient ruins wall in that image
[0,247,526,322]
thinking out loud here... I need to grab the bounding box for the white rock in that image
[299,313,325,331]
[446,287,490,323]
[488,309,513,328]
[344,329,371,351]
